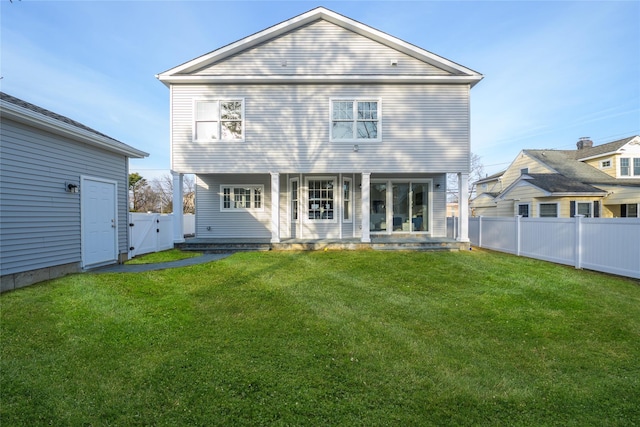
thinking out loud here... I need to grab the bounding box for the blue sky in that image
[2,0,638,178]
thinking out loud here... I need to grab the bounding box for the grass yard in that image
[1,249,639,426]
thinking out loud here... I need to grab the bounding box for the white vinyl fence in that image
[450,216,640,279]
[128,213,174,258]
[183,214,195,236]
[128,213,196,258]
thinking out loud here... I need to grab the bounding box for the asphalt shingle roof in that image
[524,173,606,194]
[572,136,637,160]
[524,149,640,187]
[0,92,138,154]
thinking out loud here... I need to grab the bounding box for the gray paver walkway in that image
[92,252,233,273]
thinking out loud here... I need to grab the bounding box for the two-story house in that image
[157,7,483,246]
[471,135,640,218]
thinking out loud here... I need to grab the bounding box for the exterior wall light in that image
[66,182,79,193]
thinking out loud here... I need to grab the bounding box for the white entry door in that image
[82,176,118,268]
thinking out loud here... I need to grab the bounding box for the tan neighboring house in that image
[471,136,640,218]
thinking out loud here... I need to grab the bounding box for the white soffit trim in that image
[158,75,482,85]
[156,7,483,82]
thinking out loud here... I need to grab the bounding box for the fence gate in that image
[128,213,174,258]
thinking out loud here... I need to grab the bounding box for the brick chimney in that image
[576,137,593,150]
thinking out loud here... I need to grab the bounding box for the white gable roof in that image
[157,7,483,86]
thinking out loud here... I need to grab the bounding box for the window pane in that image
[196,101,218,120]
[628,204,638,217]
[577,202,591,217]
[291,181,298,220]
[332,101,353,120]
[220,101,242,120]
[332,122,353,139]
[539,203,557,217]
[357,102,378,119]
[634,158,640,176]
[254,187,262,209]
[196,121,219,140]
[223,188,231,209]
[357,121,378,139]
[234,188,251,208]
[518,204,529,217]
[342,180,351,221]
[308,179,334,220]
[621,158,630,176]
[221,121,242,140]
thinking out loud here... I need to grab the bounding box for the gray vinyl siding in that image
[195,174,272,239]
[171,83,470,174]
[0,118,130,276]
[194,20,451,77]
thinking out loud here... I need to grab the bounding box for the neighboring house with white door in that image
[157,7,482,245]
[0,92,148,292]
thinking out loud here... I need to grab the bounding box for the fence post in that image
[575,215,583,269]
[516,215,522,256]
[478,216,483,248]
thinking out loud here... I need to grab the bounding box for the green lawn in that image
[2,249,639,426]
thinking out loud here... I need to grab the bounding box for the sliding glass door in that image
[370,180,430,234]
[370,183,387,232]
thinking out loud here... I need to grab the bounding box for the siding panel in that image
[196,174,272,239]
[1,119,130,276]
[194,20,451,77]
[171,84,470,174]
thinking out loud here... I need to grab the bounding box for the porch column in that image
[361,173,371,243]
[172,171,185,244]
[270,172,280,243]
[457,172,469,242]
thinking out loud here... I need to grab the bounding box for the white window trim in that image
[538,202,559,218]
[516,202,531,217]
[576,201,592,218]
[219,184,264,212]
[369,179,433,234]
[600,158,612,169]
[289,177,300,223]
[342,177,353,223]
[618,157,640,177]
[329,98,382,142]
[304,176,337,224]
[193,98,245,143]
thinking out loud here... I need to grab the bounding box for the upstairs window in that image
[621,158,630,176]
[331,99,380,141]
[620,158,640,176]
[600,159,611,169]
[194,99,243,142]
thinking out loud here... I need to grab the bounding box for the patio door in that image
[370,180,431,234]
